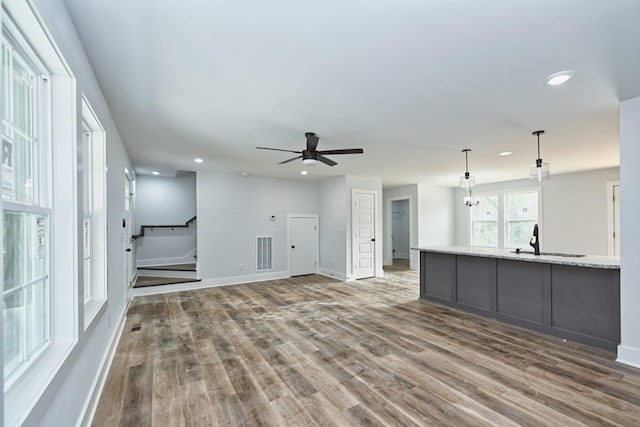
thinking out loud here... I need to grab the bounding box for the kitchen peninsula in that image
[415,246,620,352]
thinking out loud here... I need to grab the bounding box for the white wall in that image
[417,183,455,247]
[346,176,383,279]
[319,176,347,279]
[14,0,133,425]
[197,172,320,283]
[392,199,410,259]
[454,167,620,255]
[618,96,640,368]
[134,173,197,265]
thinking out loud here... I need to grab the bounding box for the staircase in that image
[134,263,200,288]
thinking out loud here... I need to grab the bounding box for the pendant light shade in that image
[460,149,476,190]
[460,149,479,206]
[529,130,550,182]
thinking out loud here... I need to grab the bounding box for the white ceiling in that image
[62,0,640,187]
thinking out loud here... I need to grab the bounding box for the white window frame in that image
[470,187,542,249]
[2,1,78,425]
[469,194,499,248]
[80,95,106,328]
[504,189,541,249]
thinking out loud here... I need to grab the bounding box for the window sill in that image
[84,298,107,331]
[4,338,74,426]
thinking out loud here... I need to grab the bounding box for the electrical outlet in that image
[239,264,244,271]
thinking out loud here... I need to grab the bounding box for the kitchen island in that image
[415,246,620,352]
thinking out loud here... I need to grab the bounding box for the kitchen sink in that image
[511,250,586,258]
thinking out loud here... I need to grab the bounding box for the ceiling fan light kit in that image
[256,132,364,167]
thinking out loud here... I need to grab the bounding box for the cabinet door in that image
[457,255,495,311]
[551,266,620,342]
[421,252,455,301]
[497,259,548,324]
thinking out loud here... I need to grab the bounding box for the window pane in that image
[506,192,538,220]
[472,195,498,221]
[3,212,49,378]
[473,221,498,247]
[507,221,537,248]
[2,42,10,128]
[4,290,25,374]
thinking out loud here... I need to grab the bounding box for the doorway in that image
[288,214,319,276]
[124,171,134,290]
[352,189,376,279]
[391,199,410,263]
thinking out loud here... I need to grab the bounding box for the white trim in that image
[606,181,620,256]
[617,344,640,369]
[318,268,347,281]
[76,311,127,427]
[132,271,290,297]
[286,213,319,277]
[135,269,196,279]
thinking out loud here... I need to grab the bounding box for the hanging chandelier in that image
[460,149,479,206]
[529,130,550,182]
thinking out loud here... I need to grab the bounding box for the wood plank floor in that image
[93,267,640,426]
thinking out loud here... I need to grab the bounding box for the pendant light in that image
[460,149,479,206]
[529,130,550,182]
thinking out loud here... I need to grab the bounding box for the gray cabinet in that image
[419,251,620,352]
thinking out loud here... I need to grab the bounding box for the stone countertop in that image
[412,246,620,269]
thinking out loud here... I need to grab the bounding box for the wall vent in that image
[256,235,273,272]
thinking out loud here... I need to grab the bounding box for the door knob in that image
[371,238,375,242]
[291,245,295,249]
[125,248,132,252]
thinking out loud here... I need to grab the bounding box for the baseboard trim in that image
[617,343,640,369]
[318,268,347,281]
[132,271,291,297]
[77,310,127,427]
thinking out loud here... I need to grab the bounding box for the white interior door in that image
[289,215,318,276]
[353,190,376,279]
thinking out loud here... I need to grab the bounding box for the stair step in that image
[136,268,196,279]
[134,276,202,289]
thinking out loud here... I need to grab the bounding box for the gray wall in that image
[320,176,347,278]
[135,172,196,226]
[619,96,640,368]
[134,173,197,266]
[418,183,456,247]
[15,0,133,425]
[454,167,620,255]
[196,172,320,282]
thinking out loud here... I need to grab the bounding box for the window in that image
[470,195,498,247]
[2,1,77,424]
[505,190,539,248]
[2,34,51,380]
[81,97,107,325]
[470,189,540,249]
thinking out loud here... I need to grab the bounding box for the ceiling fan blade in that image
[279,155,303,164]
[256,147,301,154]
[318,148,364,155]
[317,155,337,166]
[305,132,319,152]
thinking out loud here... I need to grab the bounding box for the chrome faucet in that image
[530,224,540,255]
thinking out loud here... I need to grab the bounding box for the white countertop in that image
[412,246,620,269]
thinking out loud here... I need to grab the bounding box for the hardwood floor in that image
[93,267,640,426]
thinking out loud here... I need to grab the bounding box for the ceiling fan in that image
[256,132,364,166]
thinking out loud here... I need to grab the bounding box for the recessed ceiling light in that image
[300,170,308,175]
[151,171,160,175]
[499,151,512,156]
[545,70,574,86]
[194,158,204,163]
